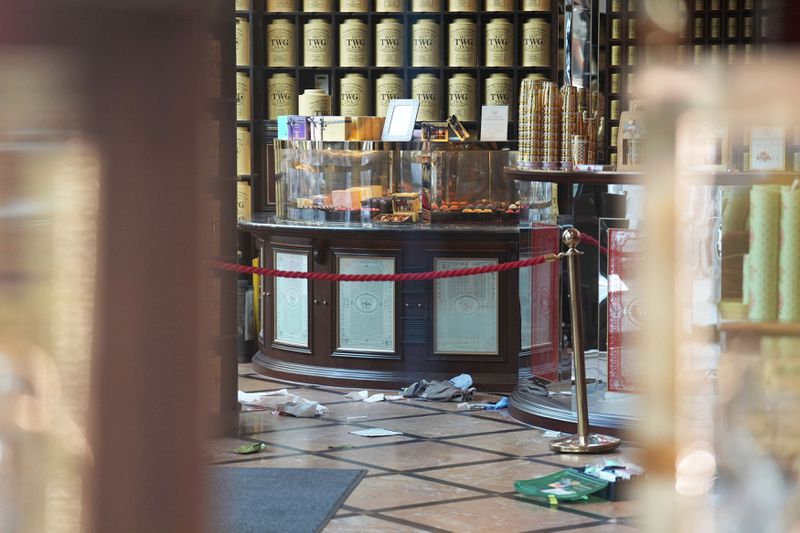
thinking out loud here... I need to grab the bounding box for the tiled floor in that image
[207,363,641,532]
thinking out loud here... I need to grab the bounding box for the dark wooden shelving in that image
[504,166,645,185]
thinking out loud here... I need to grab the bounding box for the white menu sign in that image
[338,256,395,352]
[750,126,786,171]
[274,252,309,347]
[434,258,498,354]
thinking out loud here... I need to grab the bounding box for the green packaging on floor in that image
[515,469,608,503]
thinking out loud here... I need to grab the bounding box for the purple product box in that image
[277,116,309,140]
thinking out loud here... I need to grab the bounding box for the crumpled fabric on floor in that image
[401,379,476,402]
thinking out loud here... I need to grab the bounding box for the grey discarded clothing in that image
[401,379,475,402]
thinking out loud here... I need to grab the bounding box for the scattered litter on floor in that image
[401,374,476,402]
[232,442,267,455]
[346,416,367,421]
[385,394,404,401]
[344,390,369,401]
[238,390,328,417]
[456,396,508,411]
[349,428,403,437]
[515,469,609,504]
[364,393,385,403]
[327,444,353,450]
[542,430,564,438]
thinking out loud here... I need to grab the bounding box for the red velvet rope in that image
[210,254,552,282]
[210,232,607,281]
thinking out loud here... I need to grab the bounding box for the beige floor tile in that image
[560,498,640,520]
[326,441,505,471]
[419,459,560,493]
[323,514,429,532]
[230,453,385,475]
[239,410,333,435]
[325,400,436,422]
[238,376,293,392]
[355,413,521,439]
[253,423,413,452]
[343,474,483,511]
[383,496,595,533]
[577,520,640,531]
[447,429,554,457]
[238,363,256,375]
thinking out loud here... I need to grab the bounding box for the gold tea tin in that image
[236,0,251,9]
[236,72,251,121]
[375,0,403,11]
[267,73,297,119]
[266,0,296,10]
[521,0,550,11]
[340,73,370,116]
[610,73,620,94]
[710,17,720,39]
[339,19,369,67]
[611,0,621,12]
[304,19,332,67]
[266,19,296,67]
[485,18,513,67]
[728,16,737,38]
[237,127,251,175]
[484,73,512,106]
[303,0,333,11]
[376,18,403,67]
[610,99,620,120]
[694,17,704,39]
[412,19,440,67]
[448,18,477,67]
[448,73,476,121]
[448,0,478,11]
[485,0,513,12]
[727,0,737,9]
[412,73,441,121]
[610,127,619,147]
[236,18,251,67]
[744,16,753,38]
[522,18,550,67]
[340,0,369,11]
[628,19,636,40]
[611,45,622,66]
[412,0,441,11]
[627,45,636,66]
[710,0,720,9]
[611,18,621,40]
[298,88,331,116]
[376,73,403,117]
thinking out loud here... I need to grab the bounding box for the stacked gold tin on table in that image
[560,85,579,170]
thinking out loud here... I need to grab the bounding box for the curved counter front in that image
[240,214,531,392]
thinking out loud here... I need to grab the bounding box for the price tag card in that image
[480,105,509,142]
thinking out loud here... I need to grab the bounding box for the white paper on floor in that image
[344,390,369,401]
[237,390,328,417]
[385,394,404,401]
[349,428,403,437]
[542,430,563,438]
[363,393,385,403]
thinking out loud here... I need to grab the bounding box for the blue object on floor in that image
[485,397,508,410]
[448,373,473,390]
[209,466,365,533]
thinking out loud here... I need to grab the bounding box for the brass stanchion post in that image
[550,228,621,454]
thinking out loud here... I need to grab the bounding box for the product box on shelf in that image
[277,116,310,140]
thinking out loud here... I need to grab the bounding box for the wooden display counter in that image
[240,214,534,393]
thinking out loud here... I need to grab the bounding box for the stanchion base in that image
[549,433,621,454]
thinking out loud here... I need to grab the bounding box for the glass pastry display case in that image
[272,140,550,227]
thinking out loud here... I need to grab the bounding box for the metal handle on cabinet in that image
[313,299,319,304]
[322,300,328,306]
[417,303,423,309]
[265,291,271,297]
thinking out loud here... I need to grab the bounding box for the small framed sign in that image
[381,99,420,142]
[750,126,786,171]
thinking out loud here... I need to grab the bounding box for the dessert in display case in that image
[273,140,544,227]
[240,140,556,392]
